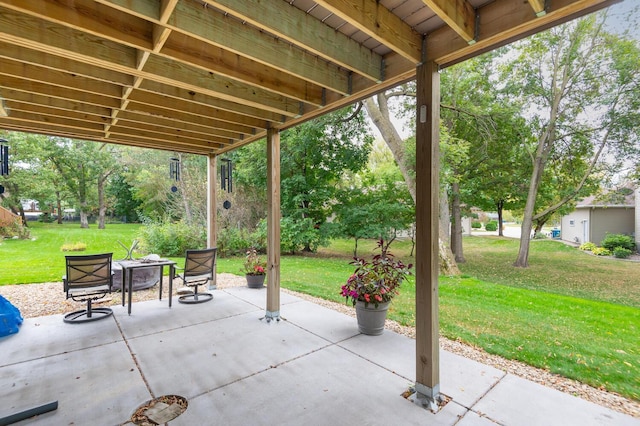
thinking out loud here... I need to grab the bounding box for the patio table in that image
[116,259,176,315]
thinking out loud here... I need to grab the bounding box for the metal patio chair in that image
[63,253,114,323]
[176,248,216,304]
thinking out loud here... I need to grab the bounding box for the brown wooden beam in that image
[427,0,619,67]
[414,60,440,410]
[422,0,476,43]
[265,127,281,322]
[315,0,423,63]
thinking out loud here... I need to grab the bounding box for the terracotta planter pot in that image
[246,274,266,288]
[355,301,390,335]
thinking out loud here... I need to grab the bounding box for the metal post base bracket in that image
[411,383,442,413]
[259,310,282,323]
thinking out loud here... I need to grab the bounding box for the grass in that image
[459,236,640,308]
[1,224,639,401]
[0,222,183,284]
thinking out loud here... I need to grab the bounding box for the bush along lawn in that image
[439,276,640,401]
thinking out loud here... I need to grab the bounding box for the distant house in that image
[561,188,636,246]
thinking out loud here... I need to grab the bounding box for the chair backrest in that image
[184,248,217,278]
[64,253,113,291]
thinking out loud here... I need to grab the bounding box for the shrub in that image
[601,234,636,252]
[613,247,633,259]
[471,221,481,229]
[0,219,30,239]
[579,242,597,252]
[533,232,547,239]
[217,227,252,257]
[61,242,87,252]
[137,218,206,257]
[591,247,611,256]
[484,221,498,232]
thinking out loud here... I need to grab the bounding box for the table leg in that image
[158,265,164,301]
[128,267,133,315]
[121,269,126,307]
[169,265,174,308]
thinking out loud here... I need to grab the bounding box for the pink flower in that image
[364,294,370,302]
[375,294,382,302]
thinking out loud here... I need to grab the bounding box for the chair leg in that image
[178,284,213,304]
[64,299,113,323]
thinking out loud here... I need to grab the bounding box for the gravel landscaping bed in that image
[1,274,638,418]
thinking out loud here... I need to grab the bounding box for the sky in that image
[603,0,639,40]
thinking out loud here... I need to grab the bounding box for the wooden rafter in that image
[0,0,618,155]
[422,0,476,44]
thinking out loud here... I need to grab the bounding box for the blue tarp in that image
[0,294,23,337]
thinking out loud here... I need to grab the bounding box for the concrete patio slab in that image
[339,328,506,408]
[223,286,301,309]
[472,373,638,426]
[126,308,330,399]
[172,344,469,426]
[0,287,637,426]
[278,299,360,343]
[0,338,150,425]
[115,290,260,339]
[0,312,122,366]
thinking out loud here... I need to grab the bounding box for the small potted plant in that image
[243,248,267,288]
[341,239,412,335]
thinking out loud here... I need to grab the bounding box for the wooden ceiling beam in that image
[162,34,325,107]
[0,42,133,87]
[0,6,302,117]
[422,0,476,43]
[314,0,423,64]
[133,82,279,126]
[528,0,547,16]
[94,0,351,96]
[0,57,123,100]
[205,0,383,83]
[0,76,121,110]
[0,90,111,118]
[166,1,351,95]
[426,0,619,67]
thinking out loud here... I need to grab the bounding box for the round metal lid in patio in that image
[131,395,188,425]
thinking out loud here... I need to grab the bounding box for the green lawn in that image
[459,236,640,308]
[1,224,639,401]
[0,222,183,283]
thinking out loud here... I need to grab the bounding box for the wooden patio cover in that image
[0,0,618,155]
[0,0,619,409]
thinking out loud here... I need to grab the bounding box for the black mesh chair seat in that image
[63,253,114,323]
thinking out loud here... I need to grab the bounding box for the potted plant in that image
[340,239,412,335]
[243,248,267,288]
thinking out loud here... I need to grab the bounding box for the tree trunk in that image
[450,181,465,263]
[496,200,504,237]
[439,186,450,246]
[364,94,460,276]
[56,191,63,224]
[514,133,549,266]
[80,209,89,228]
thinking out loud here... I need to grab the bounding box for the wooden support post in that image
[414,60,441,410]
[265,128,281,322]
[207,154,218,289]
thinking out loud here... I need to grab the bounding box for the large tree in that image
[235,106,373,253]
[505,13,640,267]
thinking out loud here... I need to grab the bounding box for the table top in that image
[116,259,176,268]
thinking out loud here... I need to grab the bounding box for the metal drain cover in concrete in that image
[131,395,187,425]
